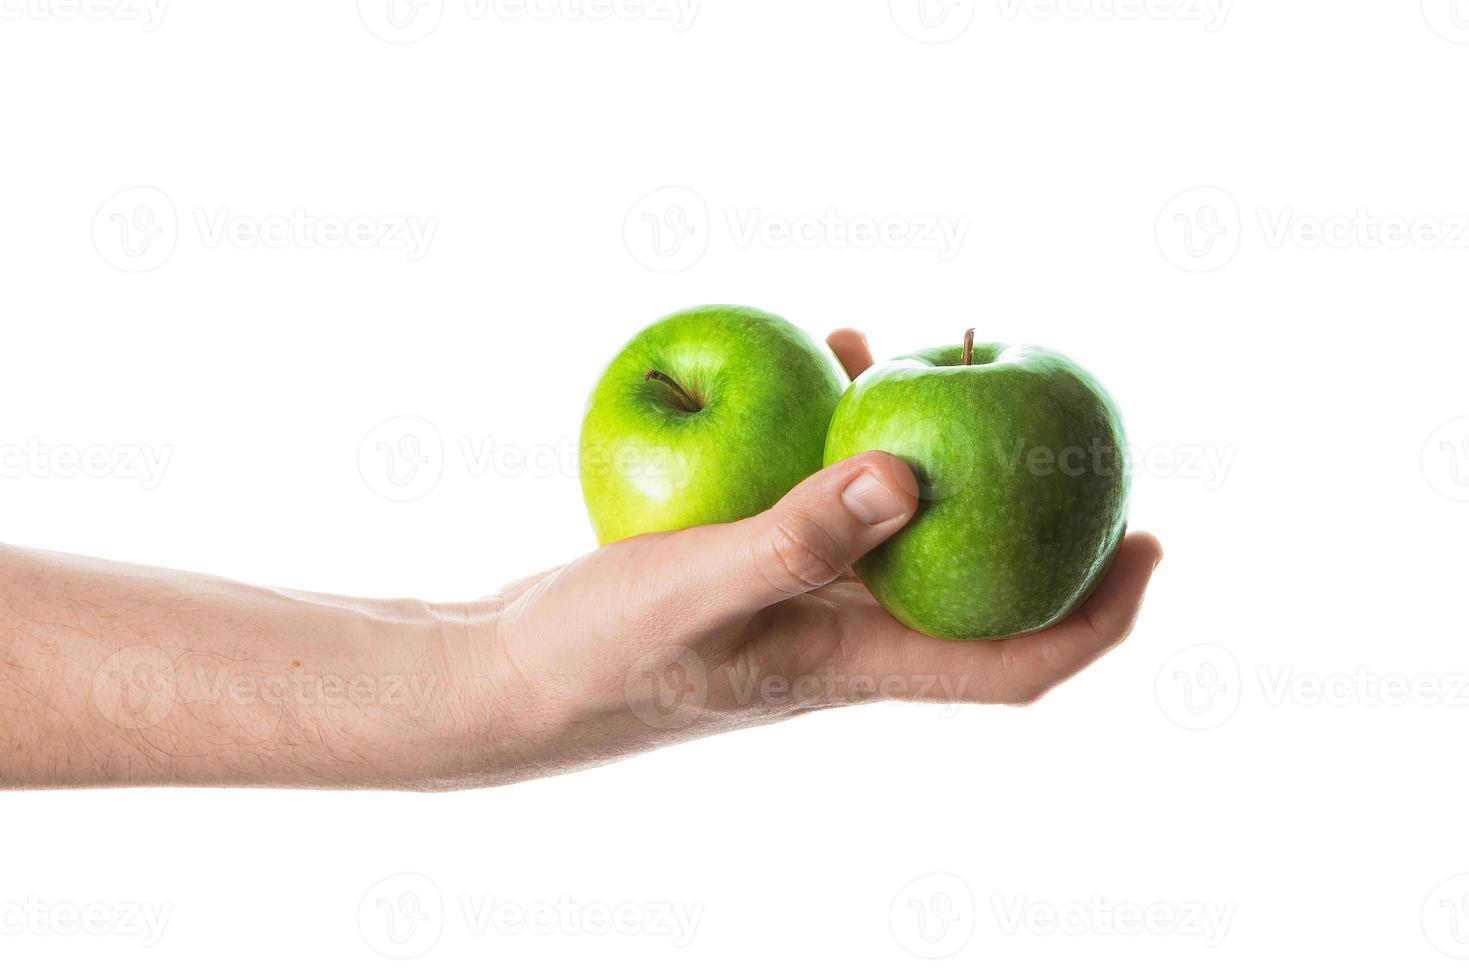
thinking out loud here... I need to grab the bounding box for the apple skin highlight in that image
[823,342,1130,641]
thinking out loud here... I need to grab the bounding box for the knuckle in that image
[763,518,842,594]
[1110,612,1141,649]
[1083,605,1142,655]
[996,645,1052,707]
[1089,619,1132,658]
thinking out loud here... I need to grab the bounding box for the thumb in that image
[683,451,919,617]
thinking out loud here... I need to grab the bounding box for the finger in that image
[846,532,1163,706]
[671,452,919,623]
[998,531,1164,701]
[827,329,875,381]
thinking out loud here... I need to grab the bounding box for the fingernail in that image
[843,471,908,525]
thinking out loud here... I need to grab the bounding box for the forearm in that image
[0,545,510,790]
[0,468,1159,790]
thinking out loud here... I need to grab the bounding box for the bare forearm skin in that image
[0,545,511,790]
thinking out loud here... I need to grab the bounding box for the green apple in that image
[823,333,1129,640]
[580,305,844,545]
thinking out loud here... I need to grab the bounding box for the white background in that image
[3,0,1469,975]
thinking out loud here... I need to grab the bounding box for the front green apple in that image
[580,305,844,545]
[824,335,1129,640]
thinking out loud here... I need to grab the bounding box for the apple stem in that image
[644,370,701,413]
[961,328,975,366]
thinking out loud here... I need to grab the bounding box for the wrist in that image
[411,597,545,790]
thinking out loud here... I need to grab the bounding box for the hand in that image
[0,332,1160,791]
[472,331,1163,785]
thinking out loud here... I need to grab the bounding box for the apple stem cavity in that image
[644,370,702,413]
[961,328,975,366]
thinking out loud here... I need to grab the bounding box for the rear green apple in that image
[823,332,1129,640]
[580,305,844,545]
